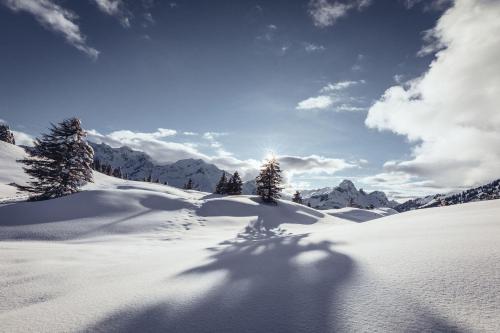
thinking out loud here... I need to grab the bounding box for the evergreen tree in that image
[146,173,152,182]
[93,159,101,171]
[292,190,303,204]
[215,172,228,194]
[17,118,93,200]
[227,171,243,195]
[112,167,122,178]
[104,164,112,176]
[0,123,15,144]
[255,157,283,203]
[184,178,194,190]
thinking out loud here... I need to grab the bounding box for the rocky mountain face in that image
[395,178,500,212]
[90,142,225,192]
[301,180,398,210]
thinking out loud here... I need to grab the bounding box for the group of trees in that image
[92,159,129,180]
[0,123,16,144]
[214,171,243,195]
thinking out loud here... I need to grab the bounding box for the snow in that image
[323,206,398,222]
[1,141,500,332]
[0,141,29,202]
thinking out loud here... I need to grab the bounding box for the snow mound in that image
[0,141,29,201]
[324,207,398,222]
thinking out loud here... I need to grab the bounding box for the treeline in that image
[91,159,129,180]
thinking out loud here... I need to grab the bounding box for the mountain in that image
[301,179,398,210]
[90,142,226,192]
[395,178,500,212]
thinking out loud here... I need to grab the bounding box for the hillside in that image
[395,178,500,212]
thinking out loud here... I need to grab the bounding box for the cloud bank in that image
[366,0,500,189]
[86,128,353,183]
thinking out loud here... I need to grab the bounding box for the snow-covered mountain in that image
[301,179,398,209]
[395,178,500,212]
[90,142,225,192]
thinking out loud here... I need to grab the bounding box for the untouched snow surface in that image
[1,141,499,332]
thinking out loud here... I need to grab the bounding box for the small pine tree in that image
[17,118,93,200]
[184,178,194,190]
[255,157,283,204]
[227,171,243,195]
[0,123,15,144]
[93,159,101,171]
[112,167,122,178]
[292,191,303,204]
[307,202,311,207]
[215,172,228,194]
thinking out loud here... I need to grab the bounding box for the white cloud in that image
[365,0,500,189]
[297,79,366,111]
[86,128,353,184]
[3,0,99,59]
[308,0,372,28]
[320,79,365,92]
[296,95,334,110]
[278,155,355,175]
[304,42,326,53]
[336,104,366,112]
[92,0,130,27]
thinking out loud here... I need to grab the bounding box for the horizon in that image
[1,0,499,201]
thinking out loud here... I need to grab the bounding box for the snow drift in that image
[0,141,499,332]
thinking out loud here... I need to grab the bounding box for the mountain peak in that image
[338,179,356,191]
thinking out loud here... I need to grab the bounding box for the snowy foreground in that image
[1,144,499,332]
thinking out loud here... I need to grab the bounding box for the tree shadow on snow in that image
[86,233,354,333]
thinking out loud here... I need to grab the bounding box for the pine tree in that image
[17,118,93,200]
[292,190,303,204]
[255,157,283,204]
[184,178,194,190]
[112,167,122,178]
[105,164,112,176]
[215,172,228,194]
[93,159,101,171]
[0,123,15,144]
[227,171,243,195]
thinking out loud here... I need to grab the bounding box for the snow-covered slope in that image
[1,142,499,332]
[323,206,398,222]
[302,179,398,210]
[1,174,499,331]
[0,141,29,201]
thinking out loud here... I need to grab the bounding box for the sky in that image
[1,0,499,200]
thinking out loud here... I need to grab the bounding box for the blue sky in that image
[1,0,499,200]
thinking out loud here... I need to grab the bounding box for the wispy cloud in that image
[296,95,334,110]
[320,79,365,92]
[308,0,372,28]
[92,0,131,27]
[2,0,99,59]
[304,42,326,53]
[296,79,366,111]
